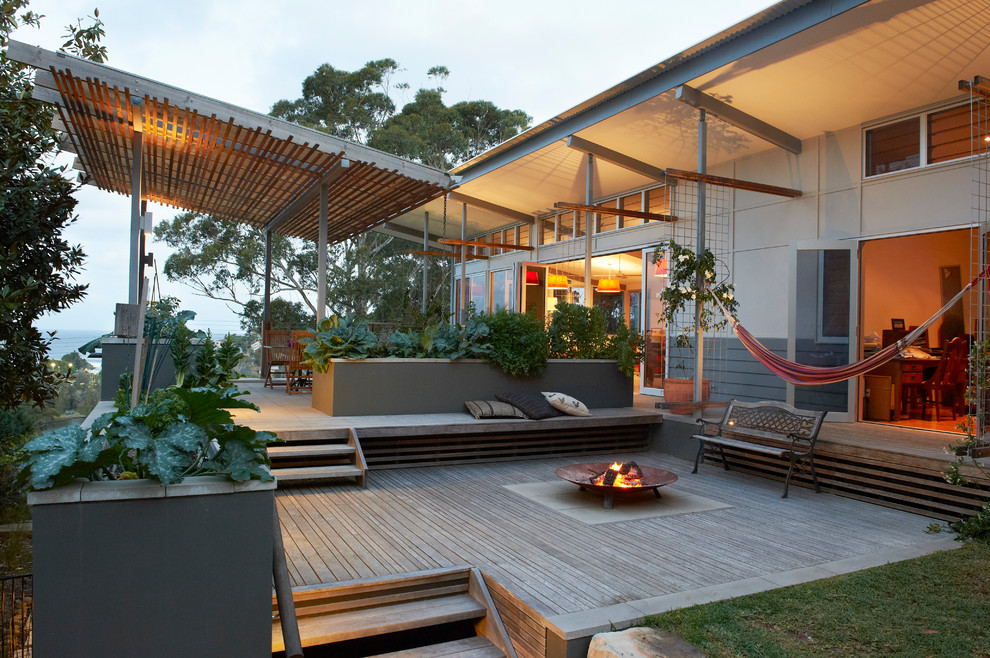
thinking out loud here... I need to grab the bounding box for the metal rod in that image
[695,109,707,408]
[272,504,304,658]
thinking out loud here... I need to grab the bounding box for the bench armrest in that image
[696,420,721,437]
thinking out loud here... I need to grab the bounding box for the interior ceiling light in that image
[547,273,569,289]
[525,270,540,285]
[597,277,620,293]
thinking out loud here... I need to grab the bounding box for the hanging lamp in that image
[525,269,540,285]
[597,256,621,293]
[547,269,568,289]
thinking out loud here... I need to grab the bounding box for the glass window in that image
[490,269,515,312]
[929,104,981,164]
[865,117,920,176]
[517,224,530,248]
[648,186,670,220]
[468,273,485,311]
[541,218,555,245]
[620,193,642,227]
[598,200,617,233]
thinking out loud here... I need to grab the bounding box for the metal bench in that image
[691,399,826,498]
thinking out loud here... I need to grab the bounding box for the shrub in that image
[547,302,642,376]
[303,315,378,372]
[387,318,491,359]
[476,309,548,377]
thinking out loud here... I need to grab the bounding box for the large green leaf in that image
[172,386,257,427]
[20,424,108,489]
[215,439,274,482]
[134,421,207,484]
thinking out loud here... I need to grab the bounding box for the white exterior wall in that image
[460,100,975,342]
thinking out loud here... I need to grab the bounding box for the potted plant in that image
[652,240,739,412]
[19,386,277,657]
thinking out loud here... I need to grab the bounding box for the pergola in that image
[7,40,454,324]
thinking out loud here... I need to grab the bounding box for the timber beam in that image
[446,192,534,224]
[554,202,676,223]
[565,135,667,181]
[439,238,534,251]
[263,159,350,234]
[664,168,802,198]
[675,84,802,155]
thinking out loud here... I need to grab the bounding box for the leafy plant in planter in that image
[303,315,378,372]
[475,309,549,377]
[387,318,491,359]
[547,302,643,376]
[18,387,275,490]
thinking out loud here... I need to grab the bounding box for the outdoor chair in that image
[921,336,968,421]
[263,328,292,389]
[286,330,314,394]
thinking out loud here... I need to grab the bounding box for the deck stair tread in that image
[268,444,355,458]
[367,636,505,657]
[273,465,364,481]
[293,593,485,646]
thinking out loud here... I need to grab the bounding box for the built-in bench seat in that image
[262,408,662,471]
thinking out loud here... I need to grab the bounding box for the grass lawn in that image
[645,542,990,657]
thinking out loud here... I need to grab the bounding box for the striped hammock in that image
[711,265,990,386]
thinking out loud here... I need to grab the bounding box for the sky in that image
[21,0,777,335]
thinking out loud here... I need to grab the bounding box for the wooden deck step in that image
[268,444,355,458]
[368,635,505,657]
[278,593,486,649]
[273,464,364,483]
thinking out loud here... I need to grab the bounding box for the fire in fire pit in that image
[556,461,678,509]
[590,461,643,488]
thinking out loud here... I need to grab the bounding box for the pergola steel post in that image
[461,203,468,322]
[128,126,143,305]
[317,182,328,323]
[262,229,272,377]
[584,153,594,307]
[695,109,707,407]
[422,212,429,315]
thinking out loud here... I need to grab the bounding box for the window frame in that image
[863,101,979,180]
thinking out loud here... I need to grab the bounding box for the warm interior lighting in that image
[597,277,620,293]
[654,258,668,277]
[547,273,568,289]
[984,135,990,142]
[525,270,540,285]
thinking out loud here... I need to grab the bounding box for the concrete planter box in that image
[312,358,632,416]
[28,477,276,657]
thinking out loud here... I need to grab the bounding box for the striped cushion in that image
[464,400,529,419]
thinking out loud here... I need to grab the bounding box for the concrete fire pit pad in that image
[504,480,731,525]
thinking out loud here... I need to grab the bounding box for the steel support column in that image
[317,182,328,323]
[584,153,594,307]
[128,128,143,305]
[695,110,707,407]
[461,203,468,322]
[262,229,272,377]
[422,212,430,314]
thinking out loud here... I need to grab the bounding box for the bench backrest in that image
[719,400,826,447]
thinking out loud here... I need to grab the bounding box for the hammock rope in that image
[709,264,990,386]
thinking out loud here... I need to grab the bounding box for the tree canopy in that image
[160,61,531,329]
[0,2,106,409]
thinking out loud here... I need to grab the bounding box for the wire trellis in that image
[969,80,990,442]
[669,177,733,400]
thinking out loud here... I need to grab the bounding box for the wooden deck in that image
[233,382,964,654]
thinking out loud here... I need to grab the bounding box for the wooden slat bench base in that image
[368,635,505,657]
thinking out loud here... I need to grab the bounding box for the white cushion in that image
[542,392,591,416]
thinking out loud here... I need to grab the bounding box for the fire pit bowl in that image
[555,461,678,509]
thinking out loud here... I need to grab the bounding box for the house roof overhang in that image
[7,40,454,244]
[392,0,990,239]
